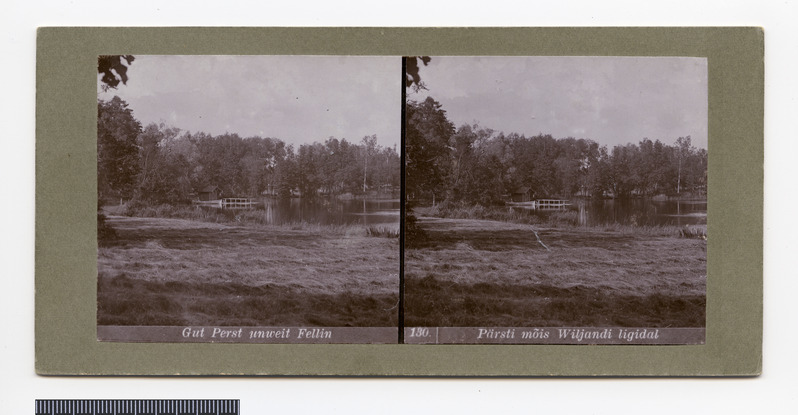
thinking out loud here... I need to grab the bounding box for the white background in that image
[2,1,796,413]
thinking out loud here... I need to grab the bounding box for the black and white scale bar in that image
[35,400,239,415]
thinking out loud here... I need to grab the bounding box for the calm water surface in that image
[255,198,400,226]
[220,197,703,227]
[573,199,707,227]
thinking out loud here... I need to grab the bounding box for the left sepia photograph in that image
[96,55,401,343]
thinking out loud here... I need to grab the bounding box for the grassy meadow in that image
[98,214,399,327]
[404,216,706,327]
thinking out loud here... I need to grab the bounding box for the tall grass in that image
[97,212,117,241]
[98,273,399,327]
[365,225,400,238]
[404,274,705,327]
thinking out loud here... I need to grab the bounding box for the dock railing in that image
[221,198,258,209]
[535,199,571,210]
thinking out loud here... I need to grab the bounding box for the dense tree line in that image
[407,96,708,206]
[98,96,400,205]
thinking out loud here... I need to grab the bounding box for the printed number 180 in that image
[409,328,430,337]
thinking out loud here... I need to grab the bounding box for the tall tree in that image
[136,123,188,203]
[97,96,142,203]
[405,97,455,205]
[607,144,639,198]
[675,136,693,194]
[361,134,378,193]
[447,123,506,205]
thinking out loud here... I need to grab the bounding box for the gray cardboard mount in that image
[36,27,762,376]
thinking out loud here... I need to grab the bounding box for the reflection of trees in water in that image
[575,199,707,227]
[264,202,274,225]
[258,197,400,226]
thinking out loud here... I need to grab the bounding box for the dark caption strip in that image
[404,327,705,345]
[98,326,703,344]
[98,326,398,344]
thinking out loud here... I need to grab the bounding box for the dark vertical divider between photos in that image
[399,57,407,344]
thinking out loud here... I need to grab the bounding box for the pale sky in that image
[410,56,708,149]
[98,55,401,149]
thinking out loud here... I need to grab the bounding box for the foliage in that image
[405,56,431,91]
[135,123,192,203]
[447,124,506,205]
[405,97,455,204]
[98,55,135,91]
[97,97,399,206]
[405,96,708,209]
[98,96,142,202]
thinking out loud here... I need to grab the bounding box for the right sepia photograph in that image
[403,56,707,344]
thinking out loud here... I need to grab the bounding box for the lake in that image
[212,197,705,228]
[572,199,707,227]
[253,197,400,226]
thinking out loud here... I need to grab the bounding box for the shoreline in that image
[411,206,707,238]
[101,203,400,236]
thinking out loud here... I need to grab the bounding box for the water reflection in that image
[573,199,707,227]
[253,197,399,226]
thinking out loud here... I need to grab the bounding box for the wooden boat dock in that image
[508,199,571,210]
[192,198,260,209]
